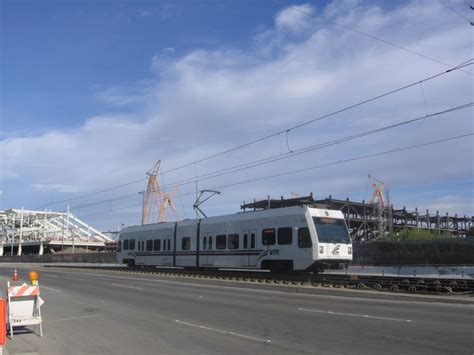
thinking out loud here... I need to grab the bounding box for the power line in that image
[290,5,474,75]
[71,192,140,211]
[160,61,473,176]
[70,102,471,212]
[440,0,474,25]
[37,178,146,210]
[77,133,473,220]
[210,134,473,191]
[155,103,473,191]
[36,61,473,209]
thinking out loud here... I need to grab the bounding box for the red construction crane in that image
[368,174,392,238]
[368,174,387,207]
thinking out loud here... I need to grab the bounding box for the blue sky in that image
[1,0,473,230]
[3,0,284,134]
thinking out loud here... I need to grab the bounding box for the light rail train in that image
[116,205,352,272]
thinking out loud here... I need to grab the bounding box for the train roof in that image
[240,193,327,211]
[121,204,343,234]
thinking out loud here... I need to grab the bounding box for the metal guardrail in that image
[44,265,474,295]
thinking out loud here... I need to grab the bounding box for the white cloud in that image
[1,0,473,228]
[410,195,474,216]
[275,3,315,33]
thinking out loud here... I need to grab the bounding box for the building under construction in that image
[0,208,115,256]
[241,194,473,241]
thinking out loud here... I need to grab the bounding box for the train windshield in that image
[313,217,351,243]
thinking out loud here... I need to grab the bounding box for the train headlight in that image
[319,246,324,254]
[348,247,352,255]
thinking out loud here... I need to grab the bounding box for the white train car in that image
[117,205,352,272]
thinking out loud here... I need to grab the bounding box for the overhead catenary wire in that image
[439,0,474,25]
[69,102,471,212]
[36,178,146,210]
[290,5,474,73]
[35,60,474,210]
[77,133,473,220]
[210,133,474,191]
[160,61,473,174]
[143,103,474,192]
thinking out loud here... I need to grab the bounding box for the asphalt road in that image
[1,264,473,355]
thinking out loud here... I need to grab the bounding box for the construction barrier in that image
[0,298,6,354]
[7,281,44,337]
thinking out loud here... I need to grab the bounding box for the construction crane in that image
[157,191,180,223]
[369,175,387,206]
[141,160,162,225]
[141,160,180,225]
[368,175,392,238]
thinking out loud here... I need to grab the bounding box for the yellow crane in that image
[141,160,180,225]
[158,191,180,223]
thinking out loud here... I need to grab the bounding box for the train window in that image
[278,227,293,245]
[209,236,213,250]
[123,239,129,250]
[262,229,276,245]
[203,237,207,250]
[243,234,248,249]
[228,234,239,249]
[154,239,161,251]
[117,241,122,252]
[251,233,255,248]
[298,228,312,248]
[130,239,135,250]
[182,237,191,250]
[167,239,171,250]
[216,235,226,249]
[146,240,153,251]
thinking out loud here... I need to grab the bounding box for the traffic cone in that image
[12,269,19,281]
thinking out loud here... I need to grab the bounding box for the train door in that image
[205,234,214,266]
[242,230,257,267]
[136,238,145,265]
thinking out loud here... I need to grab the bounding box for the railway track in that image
[44,265,474,295]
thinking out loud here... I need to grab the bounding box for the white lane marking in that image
[298,307,413,323]
[175,319,271,343]
[111,283,143,290]
[45,314,102,323]
[40,269,474,308]
[43,274,59,278]
[41,286,63,293]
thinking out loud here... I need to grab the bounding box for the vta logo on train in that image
[331,245,341,255]
[258,249,280,260]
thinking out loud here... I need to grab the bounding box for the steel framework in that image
[0,208,114,255]
[241,194,473,241]
[316,196,473,241]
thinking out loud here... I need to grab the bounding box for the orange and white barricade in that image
[7,282,44,337]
